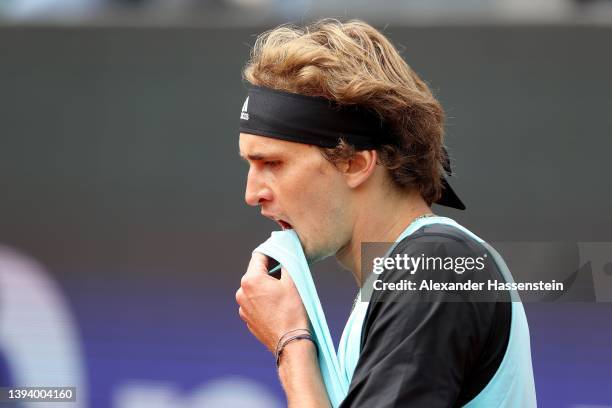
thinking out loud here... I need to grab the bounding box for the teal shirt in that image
[255,216,537,407]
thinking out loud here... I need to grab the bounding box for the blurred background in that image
[1,0,611,407]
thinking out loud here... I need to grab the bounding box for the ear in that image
[342,149,378,189]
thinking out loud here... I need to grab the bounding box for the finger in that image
[246,252,269,276]
[240,273,251,289]
[238,306,248,323]
[235,287,243,305]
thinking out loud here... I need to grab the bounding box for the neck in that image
[335,188,433,287]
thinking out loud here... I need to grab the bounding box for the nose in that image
[244,166,273,206]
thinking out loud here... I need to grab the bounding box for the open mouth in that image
[277,220,293,230]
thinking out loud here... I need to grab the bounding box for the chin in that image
[298,229,341,263]
[303,242,338,264]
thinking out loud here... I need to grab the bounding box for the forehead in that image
[239,133,313,157]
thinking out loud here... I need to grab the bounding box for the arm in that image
[278,340,331,408]
[236,253,331,408]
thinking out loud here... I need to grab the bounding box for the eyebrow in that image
[239,152,275,161]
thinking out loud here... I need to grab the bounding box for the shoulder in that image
[393,222,489,261]
[367,222,506,294]
[362,219,510,344]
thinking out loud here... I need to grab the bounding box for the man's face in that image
[239,133,351,262]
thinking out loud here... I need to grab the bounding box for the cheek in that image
[293,175,342,222]
[300,207,348,261]
[296,181,349,256]
[280,154,348,238]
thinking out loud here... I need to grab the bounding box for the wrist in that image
[277,337,317,368]
[274,328,314,366]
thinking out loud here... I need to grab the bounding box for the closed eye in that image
[264,160,281,168]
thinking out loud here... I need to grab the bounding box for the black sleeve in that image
[339,225,511,408]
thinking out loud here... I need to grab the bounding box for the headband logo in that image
[240,96,249,121]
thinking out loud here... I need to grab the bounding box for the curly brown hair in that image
[242,19,446,205]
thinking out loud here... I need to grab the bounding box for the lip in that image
[277,220,293,230]
[261,212,293,230]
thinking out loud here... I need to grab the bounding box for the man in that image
[235,19,536,407]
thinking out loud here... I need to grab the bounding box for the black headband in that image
[239,85,465,210]
[239,86,394,149]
